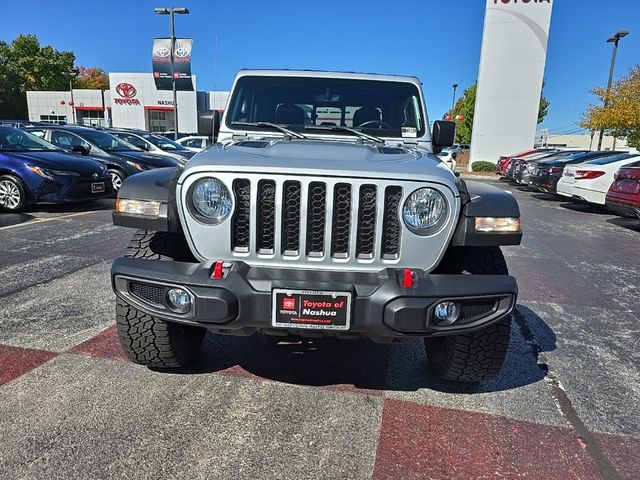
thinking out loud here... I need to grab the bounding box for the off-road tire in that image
[426,246,512,382]
[116,230,204,368]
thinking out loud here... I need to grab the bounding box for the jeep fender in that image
[451,179,522,246]
[112,167,182,232]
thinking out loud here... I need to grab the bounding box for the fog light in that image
[166,288,191,314]
[433,301,460,326]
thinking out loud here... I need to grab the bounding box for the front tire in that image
[0,175,28,212]
[426,247,512,382]
[108,169,126,192]
[116,230,204,368]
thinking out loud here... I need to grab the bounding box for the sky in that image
[2,0,639,133]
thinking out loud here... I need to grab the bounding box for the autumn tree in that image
[581,66,640,149]
[74,66,109,90]
[447,81,550,144]
[0,34,75,119]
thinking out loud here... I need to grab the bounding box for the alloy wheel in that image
[110,172,124,191]
[0,179,22,210]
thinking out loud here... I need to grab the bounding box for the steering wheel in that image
[356,120,394,130]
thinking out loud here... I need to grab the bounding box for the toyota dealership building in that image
[26,72,228,134]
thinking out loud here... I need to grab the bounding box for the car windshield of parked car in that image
[81,130,142,152]
[587,153,634,165]
[0,126,60,152]
[143,134,187,151]
[226,76,426,139]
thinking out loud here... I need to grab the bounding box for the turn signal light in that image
[115,198,161,217]
[475,217,521,233]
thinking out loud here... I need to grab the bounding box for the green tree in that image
[0,34,75,119]
[580,66,640,149]
[447,81,550,144]
[75,66,109,90]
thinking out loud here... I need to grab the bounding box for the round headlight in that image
[191,177,232,223]
[403,188,447,231]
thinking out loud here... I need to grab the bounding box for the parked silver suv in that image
[111,70,522,383]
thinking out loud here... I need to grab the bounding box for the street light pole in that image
[451,83,459,112]
[68,68,79,124]
[155,7,189,140]
[597,30,629,150]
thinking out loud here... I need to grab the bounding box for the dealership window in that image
[148,110,173,133]
[39,115,67,124]
[77,110,106,127]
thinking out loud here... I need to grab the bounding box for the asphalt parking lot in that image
[0,179,639,480]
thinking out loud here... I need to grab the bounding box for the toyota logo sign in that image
[175,46,190,58]
[114,82,141,105]
[116,83,137,98]
[154,46,171,58]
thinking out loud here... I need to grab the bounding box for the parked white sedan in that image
[175,136,212,152]
[556,152,640,205]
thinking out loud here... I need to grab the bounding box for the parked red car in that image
[498,149,556,177]
[606,160,640,218]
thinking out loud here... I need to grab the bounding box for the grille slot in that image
[257,180,276,254]
[231,179,251,252]
[130,282,165,307]
[305,182,327,257]
[356,185,377,259]
[461,301,497,321]
[331,183,352,258]
[381,186,403,259]
[281,181,301,255]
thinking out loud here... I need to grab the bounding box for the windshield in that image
[226,75,426,139]
[81,130,142,152]
[0,126,60,152]
[143,134,187,151]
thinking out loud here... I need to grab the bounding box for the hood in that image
[2,150,105,175]
[184,139,457,187]
[116,151,181,168]
[172,150,195,160]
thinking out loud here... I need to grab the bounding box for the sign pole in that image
[170,11,179,140]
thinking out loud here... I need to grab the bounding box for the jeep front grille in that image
[230,178,403,261]
[179,173,460,272]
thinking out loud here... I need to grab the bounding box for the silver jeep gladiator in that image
[111,70,522,382]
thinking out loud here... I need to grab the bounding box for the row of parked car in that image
[0,124,211,212]
[497,148,640,218]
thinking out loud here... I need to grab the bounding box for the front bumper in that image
[112,257,518,342]
[30,174,114,203]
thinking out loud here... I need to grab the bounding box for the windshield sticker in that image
[402,127,417,138]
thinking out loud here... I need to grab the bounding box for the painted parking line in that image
[0,345,57,387]
[0,210,97,230]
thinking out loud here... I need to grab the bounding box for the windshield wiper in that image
[231,121,307,139]
[303,125,385,144]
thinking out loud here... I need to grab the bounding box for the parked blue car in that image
[0,126,113,212]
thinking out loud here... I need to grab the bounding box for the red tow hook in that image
[402,268,415,288]
[211,261,224,279]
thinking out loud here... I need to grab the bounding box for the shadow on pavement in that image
[30,199,115,214]
[0,212,34,228]
[607,217,640,233]
[164,304,555,394]
[530,193,566,202]
[559,202,611,215]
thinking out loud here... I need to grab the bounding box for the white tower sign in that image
[470,0,554,166]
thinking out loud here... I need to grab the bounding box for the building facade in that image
[27,72,229,134]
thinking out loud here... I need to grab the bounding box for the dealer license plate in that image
[91,182,105,193]
[272,289,351,331]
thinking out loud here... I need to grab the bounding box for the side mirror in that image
[452,152,458,160]
[198,110,221,142]
[71,145,90,156]
[432,121,456,154]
